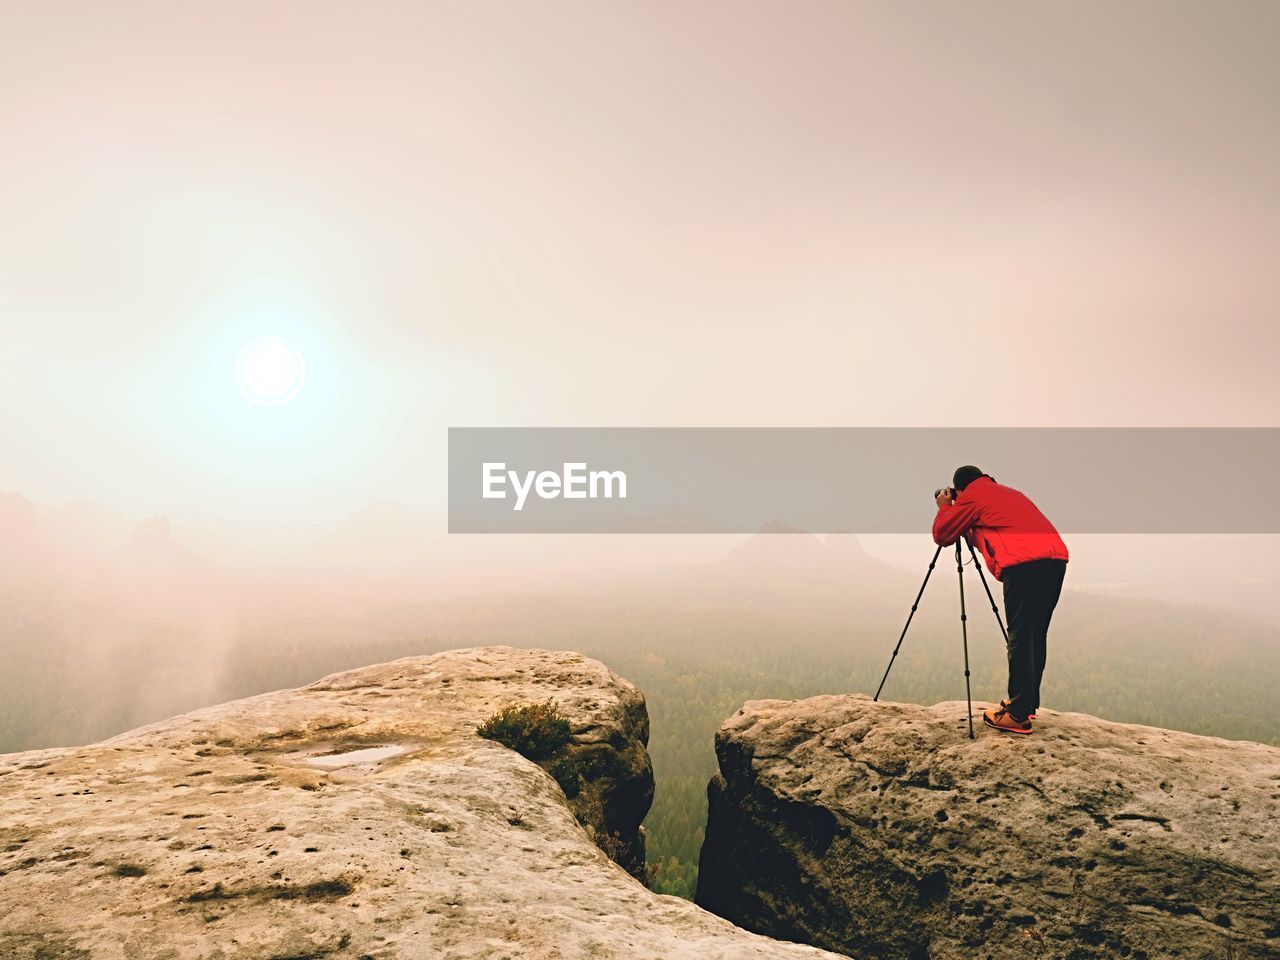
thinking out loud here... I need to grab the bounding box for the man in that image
[932,465,1068,735]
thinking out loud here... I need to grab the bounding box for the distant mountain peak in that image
[754,520,813,536]
[130,515,174,547]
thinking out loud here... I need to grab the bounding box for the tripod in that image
[873,539,1009,739]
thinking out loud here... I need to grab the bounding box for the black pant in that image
[1001,559,1066,720]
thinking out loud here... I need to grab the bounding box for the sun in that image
[235,335,306,406]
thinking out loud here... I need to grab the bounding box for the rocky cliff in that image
[0,647,836,960]
[697,695,1280,960]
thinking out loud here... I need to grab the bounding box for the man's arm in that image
[932,496,981,547]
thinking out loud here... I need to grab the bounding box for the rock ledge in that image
[697,695,1280,960]
[1,647,835,960]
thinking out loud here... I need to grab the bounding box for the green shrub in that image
[549,756,584,797]
[477,700,572,761]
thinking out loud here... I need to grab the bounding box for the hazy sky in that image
[3,1,1279,533]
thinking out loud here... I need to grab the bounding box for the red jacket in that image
[932,476,1068,581]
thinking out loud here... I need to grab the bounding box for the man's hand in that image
[935,487,955,508]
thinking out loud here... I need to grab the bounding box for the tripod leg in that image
[966,540,1009,642]
[956,542,975,739]
[874,544,943,702]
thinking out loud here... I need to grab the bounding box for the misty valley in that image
[2,498,1277,900]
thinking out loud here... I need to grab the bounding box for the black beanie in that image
[953,465,986,491]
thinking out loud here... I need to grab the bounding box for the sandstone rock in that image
[697,695,1280,960]
[0,647,835,960]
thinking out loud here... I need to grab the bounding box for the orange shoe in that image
[984,704,1033,735]
[1000,698,1036,721]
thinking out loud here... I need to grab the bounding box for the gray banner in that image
[447,428,1280,533]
